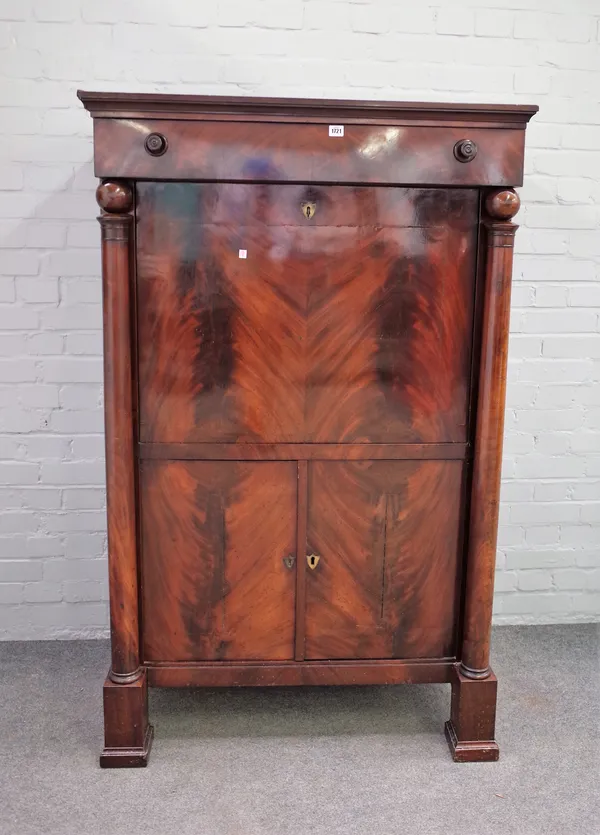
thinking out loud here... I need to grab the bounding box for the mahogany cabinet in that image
[78,91,537,766]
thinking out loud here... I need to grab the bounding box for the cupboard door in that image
[141,460,296,662]
[136,182,477,444]
[304,460,464,660]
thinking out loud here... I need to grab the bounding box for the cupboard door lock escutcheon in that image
[282,555,295,570]
[307,554,320,570]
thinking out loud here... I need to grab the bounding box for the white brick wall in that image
[0,0,599,639]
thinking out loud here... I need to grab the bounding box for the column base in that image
[99,667,154,768]
[444,719,499,763]
[445,664,499,763]
[100,723,154,768]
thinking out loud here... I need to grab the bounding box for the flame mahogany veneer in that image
[79,91,537,767]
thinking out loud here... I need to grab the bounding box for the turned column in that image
[97,181,152,767]
[445,188,519,763]
[97,180,140,683]
[461,188,521,679]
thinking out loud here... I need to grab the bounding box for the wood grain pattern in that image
[91,118,528,187]
[100,670,153,768]
[295,460,308,661]
[137,182,477,445]
[97,186,141,682]
[445,665,499,762]
[305,460,465,660]
[78,90,538,127]
[81,91,536,766]
[461,190,520,679]
[138,442,468,460]
[140,460,297,662]
[146,659,453,687]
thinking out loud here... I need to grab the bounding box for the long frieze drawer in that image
[92,118,526,187]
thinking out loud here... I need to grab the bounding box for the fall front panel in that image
[304,460,465,660]
[136,182,478,444]
[140,460,297,662]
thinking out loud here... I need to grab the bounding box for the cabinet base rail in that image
[146,658,455,687]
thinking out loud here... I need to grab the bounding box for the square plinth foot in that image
[100,723,154,768]
[100,668,154,768]
[445,720,499,763]
[445,664,499,763]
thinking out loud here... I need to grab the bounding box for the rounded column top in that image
[96,180,133,214]
[485,188,520,220]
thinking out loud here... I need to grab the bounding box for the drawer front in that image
[136,182,477,445]
[94,117,525,186]
[304,459,465,660]
[141,460,297,662]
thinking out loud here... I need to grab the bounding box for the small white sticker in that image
[329,125,344,137]
[238,249,247,259]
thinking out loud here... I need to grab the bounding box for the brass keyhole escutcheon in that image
[307,553,320,570]
[301,201,316,219]
[282,555,295,570]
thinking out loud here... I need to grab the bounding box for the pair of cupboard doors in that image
[137,180,474,667]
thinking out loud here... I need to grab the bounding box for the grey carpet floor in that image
[0,625,598,835]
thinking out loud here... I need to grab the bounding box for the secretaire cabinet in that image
[78,91,537,766]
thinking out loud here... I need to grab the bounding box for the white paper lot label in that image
[328,125,344,137]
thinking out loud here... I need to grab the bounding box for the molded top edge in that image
[77,90,538,126]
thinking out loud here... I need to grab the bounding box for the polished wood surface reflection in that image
[137,183,477,444]
[304,460,464,660]
[141,460,297,662]
[78,90,538,126]
[461,190,521,679]
[92,118,528,187]
[147,659,453,688]
[96,184,140,683]
[80,91,537,766]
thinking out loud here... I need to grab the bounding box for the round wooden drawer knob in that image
[145,133,168,156]
[454,139,478,163]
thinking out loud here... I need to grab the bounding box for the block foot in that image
[446,664,499,763]
[100,723,154,768]
[100,667,153,768]
[445,719,499,762]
